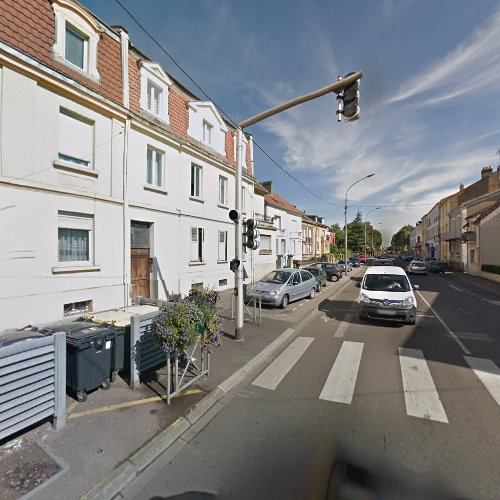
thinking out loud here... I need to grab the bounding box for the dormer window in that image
[139,62,172,122]
[202,120,213,145]
[51,0,101,81]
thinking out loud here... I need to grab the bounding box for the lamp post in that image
[364,207,380,261]
[233,72,363,341]
[344,174,375,273]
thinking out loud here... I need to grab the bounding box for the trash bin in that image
[41,321,122,402]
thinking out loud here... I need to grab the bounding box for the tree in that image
[329,223,344,248]
[391,225,414,251]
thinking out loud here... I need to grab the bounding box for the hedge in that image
[481,264,500,275]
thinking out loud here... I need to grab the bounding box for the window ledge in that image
[53,160,98,177]
[217,260,228,264]
[189,262,206,266]
[54,54,100,83]
[189,197,205,204]
[52,265,101,274]
[217,204,229,210]
[144,184,168,195]
[139,107,169,124]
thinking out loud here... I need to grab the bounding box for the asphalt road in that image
[121,262,500,500]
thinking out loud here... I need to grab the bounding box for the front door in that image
[131,221,151,300]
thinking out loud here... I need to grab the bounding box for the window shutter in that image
[59,109,93,167]
[147,148,153,184]
[190,228,198,261]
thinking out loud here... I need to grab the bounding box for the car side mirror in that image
[355,283,360,288]
[413,284,420,290]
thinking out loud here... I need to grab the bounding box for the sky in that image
[81,0,500,244]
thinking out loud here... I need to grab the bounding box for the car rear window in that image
[412,262,425,267]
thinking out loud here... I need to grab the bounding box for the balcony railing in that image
[255,213,274,224]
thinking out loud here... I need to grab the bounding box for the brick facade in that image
[225,130,235,165]
[246,137,253,175]
[128,53,141,115]
[0,0,123,105]
[168,86,189,138]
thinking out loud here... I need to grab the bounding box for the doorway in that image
[131,221,151,299]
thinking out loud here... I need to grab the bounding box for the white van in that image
[358,266,419,325]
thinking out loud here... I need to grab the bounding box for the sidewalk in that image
[0,289,296,500]
[447,269,500,296]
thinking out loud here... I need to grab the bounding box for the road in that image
[120,261,500,500]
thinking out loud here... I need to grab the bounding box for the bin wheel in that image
[110,370,117,383]
[101,378,111,390]
[76,391,88,403]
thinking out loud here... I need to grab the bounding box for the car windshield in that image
[305,268,319,276]
[338,260,346,264]
[363,274,410,292]
[261,271,291,284]
[412,262,426,267]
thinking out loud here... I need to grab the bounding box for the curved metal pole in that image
[344,174,375,273]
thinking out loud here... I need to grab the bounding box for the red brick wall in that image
[128,54,141,114]
[0,0,123,104]
[168,86,189,138]
[225,130,235,165]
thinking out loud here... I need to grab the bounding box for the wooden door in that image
[131,221,151,299]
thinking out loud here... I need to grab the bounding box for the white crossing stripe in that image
[252,337,314,390]
[319,341,363,404]
[464,356,500,407]
[334,314,353,338]
[399,348,448,423]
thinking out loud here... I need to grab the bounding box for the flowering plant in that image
[153,287,223,354]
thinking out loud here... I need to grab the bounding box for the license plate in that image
[376,309,397,316]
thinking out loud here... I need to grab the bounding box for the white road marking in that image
[334,314,353,338]
[449,284,464,292]
[416,291,471,355]
[486,300,500,307]
[417,314,435,318]
[319,341,363,404]
[252,337,314,390]
[464,357,500,407]
[292,307,297,311]
[399,348,448,423]
[298,303,304,307]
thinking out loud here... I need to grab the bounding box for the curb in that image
[80,269,361,499]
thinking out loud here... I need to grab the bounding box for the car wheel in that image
[316,284,320,292]
[280,294,289,309]
[330,275,339,282]
[408,318,416,325]
[359,312,367,321]
[309,288,316,299]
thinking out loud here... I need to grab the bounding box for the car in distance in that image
[309,262,343,282]
[303,267,327,291]
[358,266,418,325]
[407,260,427,275]
[428,260,446,273]
[404,255,415,262]
[359,256,366,263]
[248,268,317,309]
[372,259,394,266]
[337,259,353,272]
[350,257,361,268]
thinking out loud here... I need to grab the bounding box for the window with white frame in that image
[191,164,203,199]
[275,215,281,230]
[218,230,228,262]
[51,1,100,80]
[139,62,172,121]
[58,108,94,168]
[190,227,204,262]
[58,211,94,264]
[219,176,228,206]
[203,120,213,145]
[261,235,272,251]
[281,239,286,255]
[146,146,164,188]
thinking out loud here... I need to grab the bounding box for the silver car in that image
[249,268,317,309]
[407,260,427,275]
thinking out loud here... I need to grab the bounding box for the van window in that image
[363,274,410,292]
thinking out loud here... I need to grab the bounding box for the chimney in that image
[459,182,464,191]
[261,181,273,194]
[481,166,493,179]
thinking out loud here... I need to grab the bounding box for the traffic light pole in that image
[234,71,363,341]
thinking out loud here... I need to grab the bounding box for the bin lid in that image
[0,329,52,347]
[65,324,114,342]
[84,305,159,327]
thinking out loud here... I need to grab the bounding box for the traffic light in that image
[244,219,260,250]
[230,259,240,272]
[342,72,360,122]
[229,209,240,222]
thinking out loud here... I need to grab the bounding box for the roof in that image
[470,201,500,225]
[264,192,305,217]
[364,266,407,276]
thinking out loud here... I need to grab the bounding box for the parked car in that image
[310,262,343,282]
[358,265,418,325]
[359,256,366,263]
[372,259,394,266]
[407,260,427,275]
[303,267,327,291]
[428,260,446,273]
[404,255,414,262]
[337,259,353,272]
[248,268,317,309]
[350,257,361,268]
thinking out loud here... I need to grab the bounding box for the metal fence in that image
[0,332,66,441]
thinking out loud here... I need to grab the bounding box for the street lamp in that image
[364,207,380,261]
[344,174,375,273]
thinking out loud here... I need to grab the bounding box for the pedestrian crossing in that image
[251,337,500,423]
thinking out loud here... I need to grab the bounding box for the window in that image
[146,147,164,188]
[470,249,476,263]
[219,279,227,286]
[64,300,92,317]
[147,81,161,115]
[191,164,203,199]
[275,216,282,230]
[281,239,286,255]
[190,227,204,262]
[65,24,87,69]
[191,282,204,292]
[203,120,213,145]
[242,186,246,213]
[218,231,228,262]
[58,212,94,264]
[261,235,272,251]
[219,176,228,206]
[58,108,94,168]
[51,1,100,80]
